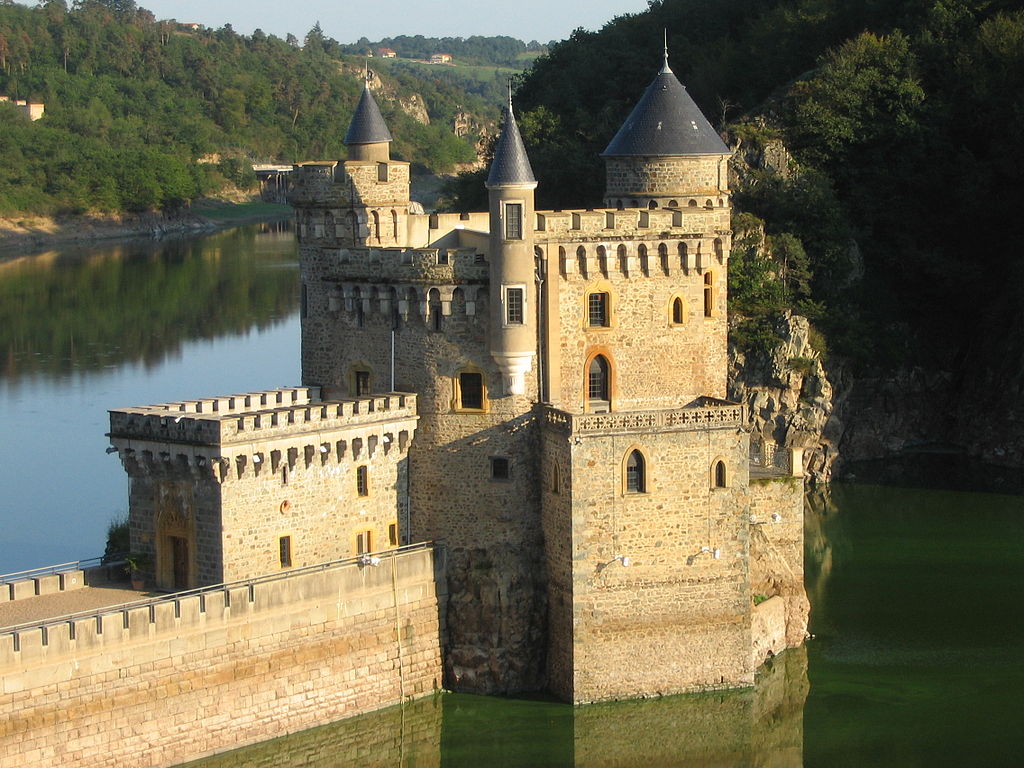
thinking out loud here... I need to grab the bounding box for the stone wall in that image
[543,410,753,703]
[604,154,730,204]
[0,546,444,768]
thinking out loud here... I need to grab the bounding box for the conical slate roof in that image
[486,101,536,188]
[602,58,728,157]
[344,85,392,146]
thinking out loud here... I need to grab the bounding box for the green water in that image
[183,481,1024,766]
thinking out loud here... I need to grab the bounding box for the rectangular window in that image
[504,203,523,240]
[388,522,399,547]
[459,372,484,410]
[279,536,292,568]
[355,370,371,396]
[490,456,510,481]
[356,465,369,496]
[355,530,373,555]
[505,287,524,325]
[377,162,389,182]
[588,292,609,327]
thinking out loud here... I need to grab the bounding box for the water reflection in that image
[0,223,300,571]
[180,648,808,767]
[0,224,298,381]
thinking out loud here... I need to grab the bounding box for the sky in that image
[125,0,652,45]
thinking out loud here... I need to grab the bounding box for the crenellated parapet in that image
[541,397,743,437]
[109,388,418,485]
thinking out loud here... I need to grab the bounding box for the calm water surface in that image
[0,223,299,573]
[2,224,1021,764]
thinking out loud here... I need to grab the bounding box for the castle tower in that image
[601,47,731,211]
[486,96,538,396]
[344,81,393,162]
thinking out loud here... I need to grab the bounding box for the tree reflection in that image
[0,224,298,380]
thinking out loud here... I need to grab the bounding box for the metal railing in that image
[0,556,111,584]
[1,541,438,639]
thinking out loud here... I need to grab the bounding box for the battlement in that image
[541,398,743,436]
[289,160,411,208]
[305,245,489,284]
[109,388,418,482]
[535,205,730,241]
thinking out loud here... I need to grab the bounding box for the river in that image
[1,223,1021,765]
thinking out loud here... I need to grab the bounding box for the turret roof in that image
[602,55,729,158]
[486,99,536,188]
[344,84,393,146]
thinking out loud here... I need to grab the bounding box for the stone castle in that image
[108,50,808,705]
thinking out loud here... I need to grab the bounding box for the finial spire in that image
[661,29,672,74]
[364,58,370,86]
[507,79,514,111]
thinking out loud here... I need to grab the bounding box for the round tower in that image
[486,96,538,396]
[344,81,393,162]
[601,48,731,209]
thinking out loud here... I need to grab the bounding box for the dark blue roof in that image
[486,103,536,188]
[344,85,392,146]
[602,62,729,157]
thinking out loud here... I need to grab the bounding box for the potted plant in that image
[123,553,151,590]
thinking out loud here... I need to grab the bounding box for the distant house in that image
[0,96,44,121]
[430,53,452,64]
[378,48,396,58]
[178,22,201,32]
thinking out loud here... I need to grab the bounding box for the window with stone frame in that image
[355,370,371,396]
[356,465,369,496]
[504,203,523,240]
[279,536,292,568]
[587,355,610,410]
[588,292,609,327]
[504,286,524,325]
[626,450,646,493]
[458,371,484,410]
[355,530,373,555]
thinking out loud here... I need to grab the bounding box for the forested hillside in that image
[0,0,490,215]
[453,0,1023,376]
[339,34,547,67]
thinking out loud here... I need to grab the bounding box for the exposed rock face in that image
[399,93,430,125]
[443,546,547,695]
[729,313,839,484]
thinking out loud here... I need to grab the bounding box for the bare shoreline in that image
[0,200,293,256]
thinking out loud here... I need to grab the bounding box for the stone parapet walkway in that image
[0,584,149,629]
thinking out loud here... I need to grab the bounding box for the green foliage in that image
[341,35,546,68]
[102,514,129,563]
[0,2,490,214]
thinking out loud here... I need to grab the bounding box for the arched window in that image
[638,243,648,274]
[672,297,685,325]
[714,238,724,260]
[551,463,560,494]
[587,355,610,411]
[346,211,358,242]
[668,200,679,208]
[713,460,727,488]
[688,199,698,208]
[391,209,398,240]
[648,200,658,209]
[371,210,381,242]
[626,450,646,493]
[704,272,714,317]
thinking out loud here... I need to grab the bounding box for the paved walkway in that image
[0,584,153,629]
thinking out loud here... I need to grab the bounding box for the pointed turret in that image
[487,94,538,397]
[344,81,393,162]
[602,44,731,208]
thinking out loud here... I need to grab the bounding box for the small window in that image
[355,370,371,396]
[626,450,646,493]
[459,371,484,410]
[588,292,609,327]
[505,286,524,325]
[491,456,510,480]
[605,211,615,229]
[356,465,369,496]
[571,212,581,230]
[377,162,388,182]
[713,460,727,488]
[704,272,714,317]
[587,355,610,410]
[388,522,399,547]
[551,463,560,494]
[279,536,292,568]
[672,297,685,325]
[505,203,523,240]
[355,530,373,555]
[639,211,650,228]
